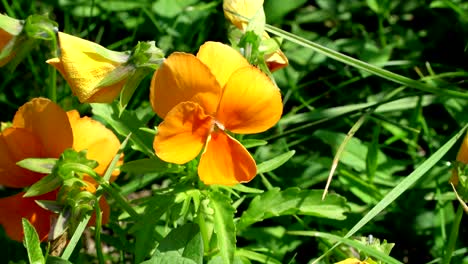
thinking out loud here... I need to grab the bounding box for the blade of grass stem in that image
[265,25,468,99]
[312,124,468,263]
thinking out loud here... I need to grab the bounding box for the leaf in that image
[120,158,183,174]
[237,188,349,230]
[257,150,295,174]
[91,103,155,156]
[242,139,267,148]
[156,223,203,264]
[22,218,45,264]
[208,191,236,264]
[46,256,73,264]
[17,157,57,174]
[45,256,73,264]
[24,173,62,197]
[140,251,197,264]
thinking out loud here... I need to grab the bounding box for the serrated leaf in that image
[22,218,45,264]
[257,150,295,174]
[237,188,349,230]
[17,158,57,174]
[208,191,236,264]
[156,223,203,264]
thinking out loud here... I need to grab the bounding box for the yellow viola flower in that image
[0,98,121,241]
[47,32,130,103]
[223,0,288,72]
[223,0,264,31]
[335,258,370,264]
[0,14,23,67]
[150,41,282,185]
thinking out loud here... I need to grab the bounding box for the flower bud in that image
[0,14,23,67]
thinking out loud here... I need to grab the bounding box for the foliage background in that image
[1,0,468,263]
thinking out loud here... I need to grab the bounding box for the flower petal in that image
[67,110,121,183]
[216,66,282,134]
[0,127,45,187]
[46,32,129,103]
[12,98,73,158]
[154,102,213,164]
[198,130,256,185]
[223,0,265,30]
[150,52,221,118]
[196,41,250,89]
[0,191,56,242]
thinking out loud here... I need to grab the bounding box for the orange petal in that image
[457,132,468,164]
[0,127,45,188]
[46,32,129,103]
[216,66,282,134]
[265,49,288,72]
[198,130,256,185]
[154,102,213,164]
[150,52,221,118]
[0,191,56,242]
[12,98,73,158]
[67,110,121,183]
[196,42,250,88]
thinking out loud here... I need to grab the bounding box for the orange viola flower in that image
[150,41,282,185]
[0,98,121,241]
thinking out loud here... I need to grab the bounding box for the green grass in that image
[1,0,468,263]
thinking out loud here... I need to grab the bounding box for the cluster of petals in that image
[223,0,288,72]
[47,32,130,103]
[150,41,282,185]
[0,98,121,241]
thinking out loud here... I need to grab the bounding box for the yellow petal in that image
[0,191,56,242]
[198,130,256,185]
[223,0,264,30]
[46,32,129,103]
[334,258,365,264]
[197,41,250,89]
[67,110,121,183]
[216,66,282,134]
[12,97,73,158]
[0,127,45,188]
[150,52,221,118]
[154,102,213,164]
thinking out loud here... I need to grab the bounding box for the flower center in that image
[214,120,225,131]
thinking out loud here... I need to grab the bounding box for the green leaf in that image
[24,173,62,197]
[156,223,203,264]
[237,188,349,230]
[45,256,73,264]
[208,191,236,264]
[257,150,295,174]
[17,157,57,174]
[120,158,183,174]
[22,218,45,264]
[141,251,197,264]
[91,103,155,157]
[242,139,267,148]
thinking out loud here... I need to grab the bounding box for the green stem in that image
[198,207,210,253]
[47,29,58,102]
[377,15,386,48]
[265,24,468,99]
[95,199,105,264]
[101,183,139,219]
[442,204,464,264]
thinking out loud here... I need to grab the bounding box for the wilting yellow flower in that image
[223,0,264,31]
[47,32,130,103]
[150,42,282,185]
[0,14,23,67]
[335,258,370,264]
[0,98,121,241]
[262,32,288,72]
[223,0,288,72]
